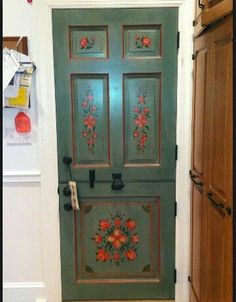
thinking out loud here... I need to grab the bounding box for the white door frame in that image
[35,1,193,301]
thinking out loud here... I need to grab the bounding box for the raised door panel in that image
[191,32,209,181]
[201,0,232,26]
[206,15,232,211]
[190,185,203,302]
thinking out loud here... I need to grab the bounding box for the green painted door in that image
[53,8,178,301]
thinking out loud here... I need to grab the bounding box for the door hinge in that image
[175,201,177,217]
[188,275,192,282]
[57,186,60,195]
[177,31,180,49]
[175,145,178,160]
[174,269,177,283]
[193,20,196,26]
[192,53,196,60]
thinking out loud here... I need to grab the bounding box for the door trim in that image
[34,1,193,301]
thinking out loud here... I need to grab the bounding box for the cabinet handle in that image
[198,0,204,9]
[189,170,203,187]
[206,192,225,210]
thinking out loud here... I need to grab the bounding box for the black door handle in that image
[206,192,225,210]
[189,170,203,187]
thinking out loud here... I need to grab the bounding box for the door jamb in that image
[35,1,194,301]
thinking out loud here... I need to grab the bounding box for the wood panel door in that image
[52,8,178,301]
[190,14,232,302]
[202,15,232,302]
[190,30,210,302]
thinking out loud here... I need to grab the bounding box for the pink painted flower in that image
[133,130,139,138]
[82,101,88,108]
[132,234,139,243]
[114,218,121,227]
[138,96,145,104]
[82,131,87,137]
[96,248,110,262]
[134,107,139,113]
[142,36,152,47]
[93,131,97,138]
[107,229,127,249]
[134,114,147,128]
[140,134,148,144]
[125,249,137,261]
[84,114,96,129]
[90,105,97,113]
[80,37,89,49]
[93,234,102,244]
[143,107,150,113]
[113,252,120,262]
[87,94,94,101]
[99,219,111,231]
[125,219,136,230]
[87,138,94,146]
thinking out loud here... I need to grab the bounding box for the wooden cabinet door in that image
[202,14,232,302]
[190,31,210,302]
[52,8,178,301]
[201,0,232,26]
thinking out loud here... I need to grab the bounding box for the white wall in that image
[3,1,46,301]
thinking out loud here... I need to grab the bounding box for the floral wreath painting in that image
[92,212,139,265]
[81,86,98,154]
[133,87,150,151]
[135,35,152,49]
[80,37,96,50]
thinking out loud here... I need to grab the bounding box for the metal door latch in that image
[111,173,125,191]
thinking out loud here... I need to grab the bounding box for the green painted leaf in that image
[142,264,151,272]
[85,265,94,273]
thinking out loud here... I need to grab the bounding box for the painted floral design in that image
[80,37,96,50]
[92,212,139,265]
[81,86,98,153]
[135,35,152,48]
[133,87,150,151]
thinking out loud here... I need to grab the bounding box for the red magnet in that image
[15,112,31,133]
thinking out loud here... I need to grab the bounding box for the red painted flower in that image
[82,101,88,108]
[133,130,139,138]
[134,114,148,128]
[87,138,94,146]
[84,114,96,129]
[143,107,150,113]
[134,107,139,113]
[93,234,102,244]
[138,96,145,104]
[99,219,111,231]
[96,248,110,262]
[82,131,87,137]
[140,134,148,144]
[125,249,137,261]
[80,37,89,49]
[125,219,136,230]
[132,234,139,243]
[107,229,127,249]
[114,218,121,227]
[142,36,152,47]
[113,252,120,262]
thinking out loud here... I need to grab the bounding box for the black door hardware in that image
[64,203,73,211]
[206,191,225,210]
[111,173,125,191]
[63,185,71,196]
[198,0,204,9]
[89,170,95,188]
[189,170,203,187]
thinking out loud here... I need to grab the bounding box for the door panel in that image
[60,182,175,300]
[53,8,178,301]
